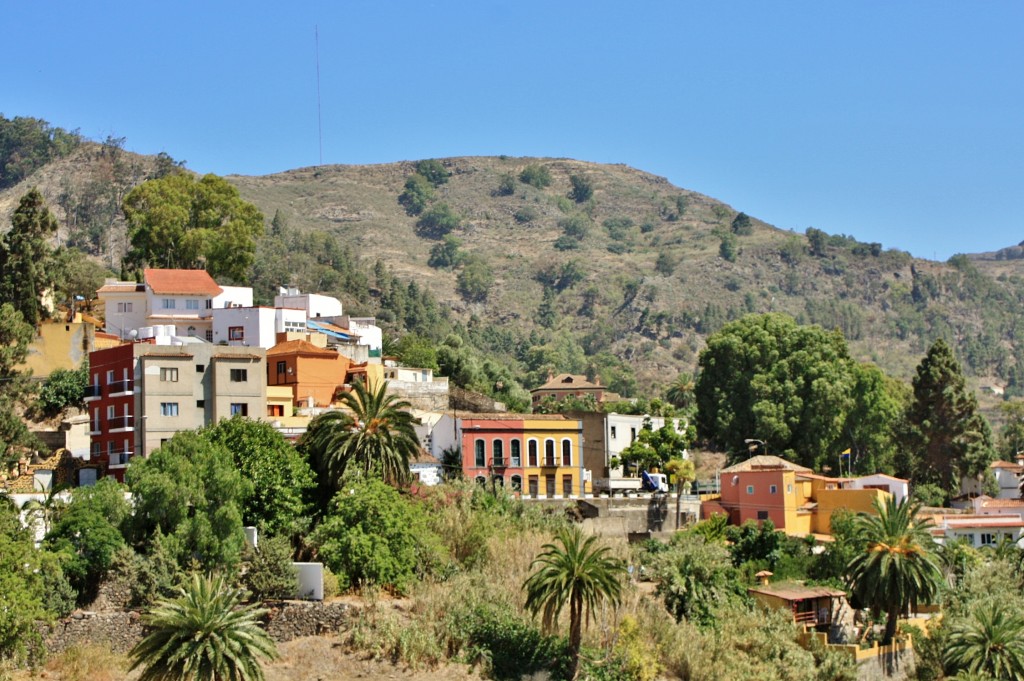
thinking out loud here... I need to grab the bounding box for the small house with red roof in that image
[530,373,620,407]
[267,339,350,410]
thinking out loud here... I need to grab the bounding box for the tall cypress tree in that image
[0,188,57,326]
[907,339,995,492]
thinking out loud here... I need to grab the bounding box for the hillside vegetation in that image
[5,118,1024,407]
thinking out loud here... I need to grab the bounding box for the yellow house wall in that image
[22,321,96,377]
[814,488,889,534]
[362,363,386,393]
[522,419,584,497]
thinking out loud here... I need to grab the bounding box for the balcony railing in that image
[543,457,557,467]
[89,422,102,435]
[108,415,134,431]
[108,450,133,466]
[84,384,102,399]
[492,458,506,468]
[108,379,134,395]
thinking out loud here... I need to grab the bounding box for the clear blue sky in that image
[5,1,1022,261]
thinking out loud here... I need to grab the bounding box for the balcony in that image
[88,422,102,436]
[108,379,134,396]
[108,415,134,432]
[108,450,133,467]
[492,458,506,469]
[543,457,557,467]
[84,384,102,401]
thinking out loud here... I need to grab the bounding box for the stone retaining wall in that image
[44,601,354,654]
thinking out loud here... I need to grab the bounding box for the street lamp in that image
[744,438,766,458]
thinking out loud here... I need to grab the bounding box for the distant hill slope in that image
[5,145,1024,402]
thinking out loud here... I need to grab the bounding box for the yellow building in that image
[521,415,585,498]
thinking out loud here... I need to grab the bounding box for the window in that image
[196,400,205,408]
[91,442,101,457]
[196,364,205,373]
[769,484,778,494]
[187,326,196,336]
[230,403,249,417]
[510,439,521,467]
[528,440,538,467]
[544,439,556,466]
[160,402,179,417]
[610,426,617,439]
[268,404,284,417]
[205,330,213,342]
[107,405,115,418]
[106,370,114,382]
[205,299,212,309]
[528,475,539,498]
[475,476,487,486]
[630,427,637,442]
[746,485,754,495]
[230,368,248,382]
[980,533,996,546]
[787,484,793,494]
[563,474,573,497]
[160,367,178,382]
[493,439,504,466]
[162,298,176,309]
[510,475,522,492]
[276,361,287,375]
[116,302,133,313]
[757,511,769,521]
[228,326,244,341]
[561,439,572,466]
[475,439,485,467]
[186,299,200,310]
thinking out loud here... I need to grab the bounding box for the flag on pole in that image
[840,448,851,458]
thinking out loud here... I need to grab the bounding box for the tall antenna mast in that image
[315,25,323,167]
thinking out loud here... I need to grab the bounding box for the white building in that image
[847,473,909,505]
[274,287,343,319]
[603,413,688,476]
[930,514,1024,548]
[212,307,308,348]
[971,495,1024,521]
[961,459,1024,500]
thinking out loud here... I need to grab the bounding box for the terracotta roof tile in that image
[97,282,144,294]
[267,340,340,357]
[722,455,813,474]
[144,269,222,296]
[532,373,602,392]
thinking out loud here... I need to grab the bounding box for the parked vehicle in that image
[593,472,668,495]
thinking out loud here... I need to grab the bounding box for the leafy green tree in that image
[398,173,434,216]
[847,496,942,644]
[997,399,1024,461]
[559,214,591,241]
[654,251,676,276]
[718,233,738,261]
[945,603,1024,680]
[0,188,58,326]
[303,379,419,495]
[394,332,440,370]
[653,532,736,626]
[535,260,585,292]
[0,115,80,189]
[456,256,494,302]
[568,174,593,203]
[126,432,250,572]
[241,535,298,601]
[415,202,461,239]
[840,363,910,476]
[725,519,782,568]
[123,173,264,281]
[199,418,315,538]
[0,530,49,666]
[906,339,995,491]
[731,212,753,235]
[37,362,89,416]
[427,234,464,269]
[619,419,690,475]
[695,313,870,469]
[48,246,112,307]
[129,573,277,681]
[806,227,828,256]
[311,477,441,593]
[523,525,625,678]
[0,303,43,464]
[519,164,552,189]
[415,159,449,186]
[44,478,131,603]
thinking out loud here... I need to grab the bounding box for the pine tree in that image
[0,188,57,326]
[906,339,995,492]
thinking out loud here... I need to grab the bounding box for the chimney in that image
[755,570,773,586]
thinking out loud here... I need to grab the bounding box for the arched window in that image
[475,475,487,486]
[544,439,556,466]
[493,439,504,466]
[510,439,522,467]
[493,475,504,488]
[510,475,522,492]
[528,439,539,467]
[474,439,485,468]
[561,439,572,466]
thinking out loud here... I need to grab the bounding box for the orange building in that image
[267,340,349,409]
[705,455,890,536]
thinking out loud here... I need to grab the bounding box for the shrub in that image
[495,173,516,196]
[457,257,494,303]
[242,535,298,600]
[37,364,88,416]
[553,235,580,251]
[559,214,590,240]
[655,252,676,276]
[519,164,552,189]
[731,212,753,235]
[514,206,539,224]
[398,173,434,216]
[428,235,464,269]
[568,174,593,203]
[416,202,461,239]
[719,234,737,262]
[415,159,449,187]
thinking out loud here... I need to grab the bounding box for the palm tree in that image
[945,603,1024,680]
[847,496,942,645]
[129,573,277,681]
[664,373,696,412]
[303,379,419,488]
[523,525,625,678]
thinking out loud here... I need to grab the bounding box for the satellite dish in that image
[128,329,138,339]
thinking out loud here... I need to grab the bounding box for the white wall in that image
[274,291,342,318]
[213,286,254,309]
[850,474,909,504]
